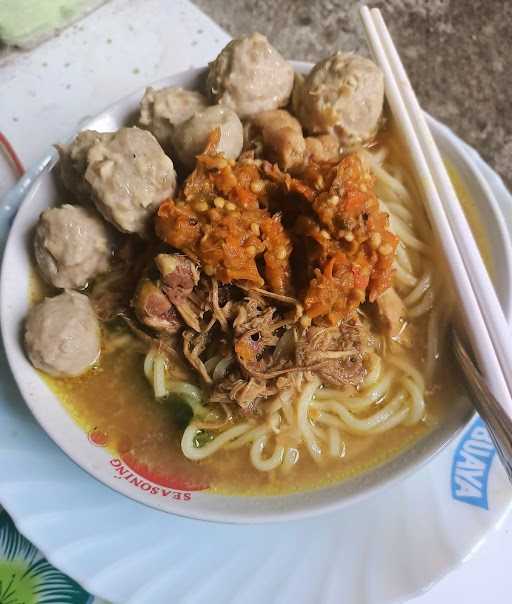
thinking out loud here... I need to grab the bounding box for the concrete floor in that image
[194,0,511,189]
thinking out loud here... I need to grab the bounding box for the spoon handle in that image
[0,150,57,248]
[452,329,512,483]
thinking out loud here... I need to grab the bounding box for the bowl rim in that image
[1,63,511,524]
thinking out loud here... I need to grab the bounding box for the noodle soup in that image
[21,37,487,500]
[37,123,476,496]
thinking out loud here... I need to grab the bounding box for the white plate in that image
[1,65,512,524]
[0,77,511,603]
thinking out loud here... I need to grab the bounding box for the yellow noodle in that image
[250,435,285,471]
[182,422,252,460]
[407,288,435,318]
[297,379,322,461]
[402,376,426,425]
[403,272,432,307]
[315,391,405,435]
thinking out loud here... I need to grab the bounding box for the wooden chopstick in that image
[360,6,512,409]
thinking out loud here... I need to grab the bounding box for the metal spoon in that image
[452,328,512,483]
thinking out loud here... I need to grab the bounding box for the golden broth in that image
[41,335,459,495]
[34,131,486,496]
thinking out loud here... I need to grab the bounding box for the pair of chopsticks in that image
[359,8,512,411]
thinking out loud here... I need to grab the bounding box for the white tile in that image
[0,0,229,197]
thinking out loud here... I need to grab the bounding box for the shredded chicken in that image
[119,313,156,349]
[182,330,212,384]
[230,378,277,409]
[242,286,298,306]
[234,302,285,376]
[210,278,229,331]
[139,134,397,411]
[296,320,366,388]
[209,373,275,413]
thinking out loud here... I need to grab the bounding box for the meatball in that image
[34,204,113,289]
[138,86,208,150]
[83,127,177,235]
[172,105,243,168]
[293,52,385,145]
[246,109,305,171]
[25,291,101,377]
[57,130,110,200]
[206,32,294,119]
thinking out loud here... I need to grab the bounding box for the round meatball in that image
[34,204,113,289]
[25,291,101,377]
[172,105,243,168]
[84,127,177,235]
[57,130,110,200]
[293,52,385,145]
[206,33,294,119]
[138,86,208,150]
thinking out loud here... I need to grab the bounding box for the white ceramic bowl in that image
[2,64,512,523]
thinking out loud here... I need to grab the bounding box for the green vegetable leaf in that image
[167,395,194,429]
[193,429,214,448]
[159,381,208,428]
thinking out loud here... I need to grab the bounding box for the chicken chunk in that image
[375,287,406,337]
[155,254,203,332]
[154,254,200,304]
[304,134,342,163]
[247,109,306,171]
[133,255,202,334]
[133,278,181,334]
[296,322,365,388]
